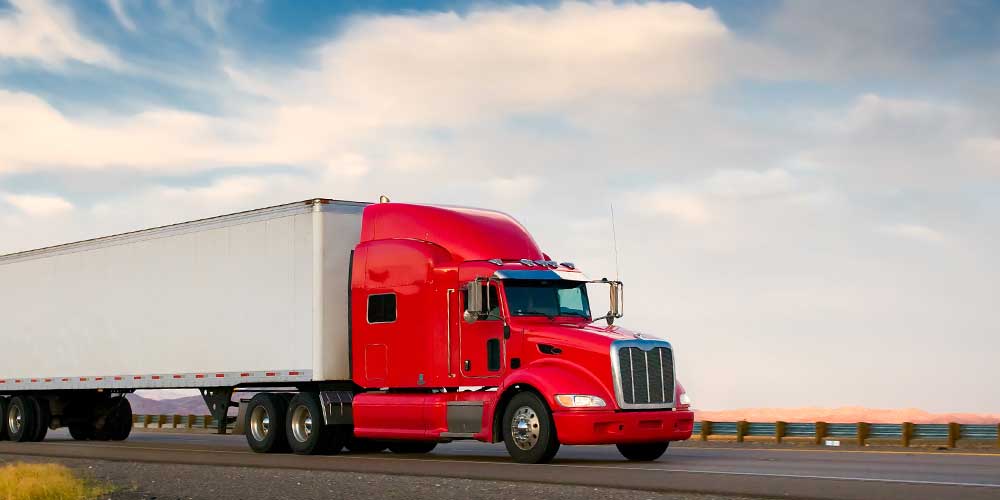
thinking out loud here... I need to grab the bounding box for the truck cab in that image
[348,202,694,463]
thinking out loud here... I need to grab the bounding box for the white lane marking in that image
[20,442,1000,489]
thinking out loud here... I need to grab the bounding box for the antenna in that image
[610,202,621,281]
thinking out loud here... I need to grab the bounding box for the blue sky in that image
[1,0,999,412]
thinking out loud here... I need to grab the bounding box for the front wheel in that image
[502,392,560,464]
[616,442,669,461]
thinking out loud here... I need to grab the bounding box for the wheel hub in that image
[510,406,540,451]
[8,406,22,435]
[291,406,313,443]
[249,406,270,442]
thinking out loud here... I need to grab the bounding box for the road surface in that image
[1,431,998,500]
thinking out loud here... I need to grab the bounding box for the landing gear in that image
[502,392,560,464]
[617,442,669,461]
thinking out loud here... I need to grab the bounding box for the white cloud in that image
[3,193,73,216]
[0,0,120,67]
[107,0,137,32]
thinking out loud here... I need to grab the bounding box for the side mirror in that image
[464,280,484,323]
[606,281,623,326]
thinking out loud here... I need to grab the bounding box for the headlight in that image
[555,394,607,408]
[679,391,692,406]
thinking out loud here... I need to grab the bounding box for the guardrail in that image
[132,415,1000,448]
[693,421,1000,448]
[132,414,233,431]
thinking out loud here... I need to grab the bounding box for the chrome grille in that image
[612,342,675,409]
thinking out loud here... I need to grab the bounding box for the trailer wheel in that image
[286,393,347,455]
[29,397,50,442]
[69,424,95,441]
[105,397,133,441]
[0,398,8,441]
[244,394,290,453]
[387,441,438,454]
[6,396,38,443]
[616,442,669,461]
[502,392,560,464]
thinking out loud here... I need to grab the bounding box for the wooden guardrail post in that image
[172,415,181,429]
[902,422,913,447]
[736,420,748,443]
[143,415,152,428]
[205,415,213,430]
[947,423,959,448]
[186,415,195,430]
[857,422,869,447]
[157,414,166,429]
[815,422,827,445]
[700,421,712,441]
[775,421,786,444]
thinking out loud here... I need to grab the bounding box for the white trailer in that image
[0,199,365,441]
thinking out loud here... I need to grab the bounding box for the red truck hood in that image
[513,318,668,360]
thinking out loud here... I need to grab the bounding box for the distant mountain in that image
[695,407,1000,424]
[127,394,214,415]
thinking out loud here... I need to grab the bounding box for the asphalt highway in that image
[1,430,998,500]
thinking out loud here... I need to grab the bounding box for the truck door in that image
[458,282,505,380]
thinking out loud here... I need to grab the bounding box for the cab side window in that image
[367,293,397,323]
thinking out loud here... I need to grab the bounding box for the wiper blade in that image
[516,310,556,320]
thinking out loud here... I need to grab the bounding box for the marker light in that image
[555,395,607,408]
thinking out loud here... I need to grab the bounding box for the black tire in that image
[69,424,95,441]
[106,397,133,441]
[6,396,38,443]
[387,441,437,454]
[30,397,50,442]
[285,393,348,455]
[616,442,669,461]
[345,436,387,454]
[502,392,560,464]
[0,398,8,441]
[244,394,290,453]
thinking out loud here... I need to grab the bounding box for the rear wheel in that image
[244,394,290,453]
[502,392,560,464]
[616,442,669,461]
[6,396,37,443]
[0,398,8,441]
[387,441,437,454]
[105,398,132,441]
[30,397,50,442]
[286,393,348,455]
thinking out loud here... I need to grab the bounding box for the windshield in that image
[503,279,591,319]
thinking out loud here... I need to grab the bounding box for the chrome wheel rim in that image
[8,405,22,436]
[510,406,540,451]
[290,405,313,443]
[249,406,270,442]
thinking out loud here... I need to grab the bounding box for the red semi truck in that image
[0,198,693,463]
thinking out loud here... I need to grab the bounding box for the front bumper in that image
[553,409,694,445]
